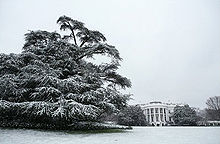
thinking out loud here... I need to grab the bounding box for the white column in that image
[153,108,156,123]
[149,108,152,123]
[166,109,169,122]
[162,108,165,122]
[145,109,148,122]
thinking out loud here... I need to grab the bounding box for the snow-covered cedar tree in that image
[0,15,131,129]
[117,105,147,126]
[172,105,199,126]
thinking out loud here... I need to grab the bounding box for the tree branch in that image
[76,51,103,61]
[80,39,88,47]
[67,22,77,46]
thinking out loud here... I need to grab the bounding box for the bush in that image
[117,105,147,126]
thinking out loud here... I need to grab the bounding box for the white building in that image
[139,101,182,126]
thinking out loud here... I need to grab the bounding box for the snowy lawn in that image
[0,127,220,144]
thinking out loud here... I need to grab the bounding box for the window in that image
[156,114,159,121]
[151,108,154,113]
[160,108,163,113]
[160,114,163,121]
[151,115,154,122]
[155,108,158,113]
[147,109,149,114]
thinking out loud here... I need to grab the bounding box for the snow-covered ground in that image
[0,127,220,144]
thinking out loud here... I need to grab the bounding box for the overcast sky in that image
[0,0,220,108]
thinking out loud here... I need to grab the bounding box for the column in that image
[162,108,165,122]
[153,108,156,123]
[144,109,147,122]
[166,109,169,122]
[149,108,152,123]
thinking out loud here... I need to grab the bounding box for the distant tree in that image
[0,15,131,130]
[196,109,207,121]
[172,105,199,126]
[205,96,220,120]
[117,105,147,126]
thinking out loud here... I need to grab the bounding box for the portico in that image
[140,101,177,126]
[144,107,168,126]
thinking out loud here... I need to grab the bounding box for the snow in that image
[0,20,131,123]
[0,127,220,144]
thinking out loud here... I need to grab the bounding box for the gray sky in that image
[0,0,220,108]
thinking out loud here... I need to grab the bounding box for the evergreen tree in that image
[172,105,199,126]
[0,16,131,129]
[117,105,147,126]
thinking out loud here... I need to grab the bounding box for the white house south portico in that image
[140,101,179,126]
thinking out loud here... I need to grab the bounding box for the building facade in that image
[139,101,181,126]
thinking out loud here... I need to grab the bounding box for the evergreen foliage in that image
[0,15,131,130]
[172,105,199,126]
[117,105,147,126]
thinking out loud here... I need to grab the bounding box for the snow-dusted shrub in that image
[0,16,131,129]
[117,105,147,126]
[172,105,199,126]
